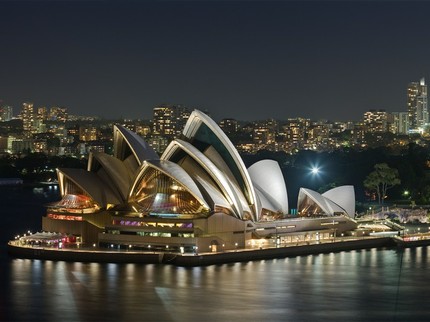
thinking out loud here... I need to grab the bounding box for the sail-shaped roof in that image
[162,139,250,219]
[88,151,133,202]
[129,159,210,216]
[113,124,159,167]
[182,110,259,220]
[57,168,122,207]
[322,185,355,218]
[248,160,288,214]
[298,188,348,216]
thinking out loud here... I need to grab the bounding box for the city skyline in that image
[1,1,430,121]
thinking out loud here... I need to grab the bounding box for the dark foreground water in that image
[1,186,430,321]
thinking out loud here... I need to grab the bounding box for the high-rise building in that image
[392,112,409,134]
[49,107,68,122]
[0,105,13,121]
[253,119,277,147]
[307,121,330,150]
[283,118,310,150]
[219,118,239,133]
[152,104,190,138]
[79,125,98,142]
[407,78,428,130]
[21,102,34,132]
[37,107,48,122]
[363,109,391,133]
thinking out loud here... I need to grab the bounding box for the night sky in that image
[1,0,430,121]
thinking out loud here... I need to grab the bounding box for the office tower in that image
[363,109,390,133]
[21,102,34,132]
[49,107,68,122]
[219,118,239,133]
[307,121,330,150]
[392,112,409,134]
[253,119,277,145]
[0,105,13,121]
[152,104,190,138]
[407,78,428,130]
[79,125,98,141]
[283,118,310,150]
[37,107,48,122]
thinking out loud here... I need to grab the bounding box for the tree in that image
[364,163,401,204]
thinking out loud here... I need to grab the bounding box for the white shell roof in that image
[88,152,133,202]
[57,168,122,207]
[254,185,282,214]
[322,185,355,218]
[298,188,346,216]
[182,110,258,220]
[248,159,289,214]
[162,139,250,219]
[130,159,210,210]
[113,124,159,165]
[193,175,232,211]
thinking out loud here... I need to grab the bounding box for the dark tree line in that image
[2,142,430,206]
[0,154,86,182]
[242,143,430,207]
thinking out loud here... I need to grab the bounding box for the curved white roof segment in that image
[129,159,210,211]
[248,159,288,214]
[182,110,258,220]
[162,139,249,219]
[57,168,122,207]
[322,185,355,218]
[254,185,283,214]
[193,175,233,212]
[88,152,133,202]
[113,124,159,166]
[298,188,346,216]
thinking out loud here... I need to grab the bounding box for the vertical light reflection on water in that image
[6,247,430,321]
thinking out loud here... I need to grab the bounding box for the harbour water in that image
[1,186,430,321]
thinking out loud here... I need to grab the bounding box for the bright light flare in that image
[311,167,320,175]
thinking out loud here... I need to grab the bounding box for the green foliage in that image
[317,182,338,194]
[363,163,401,204]
[0,153,85,182]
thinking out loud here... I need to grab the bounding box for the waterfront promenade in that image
[8,235,416,266]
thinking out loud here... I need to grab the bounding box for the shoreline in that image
[8,236,422,266]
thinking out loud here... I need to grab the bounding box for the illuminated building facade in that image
[21,102,34,133]
[49,107,68,122]
[363,109,391,133]
[37,107,48,122]
[283,118,311,151]
[392,112,409,135]
[408,78,428,130]
[43,110,357,252]
[219,118,238,133]
[152,104,190,138]
[0,105,13,122]
[79,125,98,141]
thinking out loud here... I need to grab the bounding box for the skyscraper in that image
[363,109,390,133]
[0,105,13,121]
[49,107,68,122]
[21,102,34,132]
[392,112,409,134]
[152,104,190,138]
[407,78,428,130]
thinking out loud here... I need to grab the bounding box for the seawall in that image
[8,237,401,266]
[7,242,162,264]
[166,237,397,266]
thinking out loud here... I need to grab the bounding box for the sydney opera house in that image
[42,110,357,252]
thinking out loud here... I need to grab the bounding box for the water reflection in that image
[3,248,430,321]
